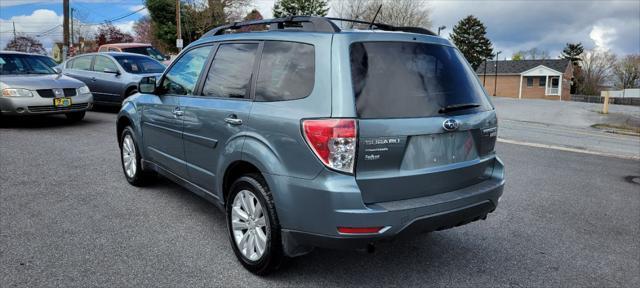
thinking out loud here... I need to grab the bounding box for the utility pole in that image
[70,7,74,46]
[63,0,70,61]
[176,0,183,51]
[493,51,501,96]
[483,56,488,86]
[12,21,16,40]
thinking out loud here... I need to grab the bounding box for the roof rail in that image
[201,16,340,38]
[325,17,436,36]
[200,16,436,39]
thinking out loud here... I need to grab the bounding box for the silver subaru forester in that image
[0,51,93,121]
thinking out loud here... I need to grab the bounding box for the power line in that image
[80,6,147,26]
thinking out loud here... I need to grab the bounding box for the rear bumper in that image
[270,156,505,257]
[283,199,497,252]
[0,93,93,115]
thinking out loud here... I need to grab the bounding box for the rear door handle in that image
[224,115,242,125]
[173,107,184,117]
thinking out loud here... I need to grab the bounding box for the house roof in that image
[476,59,570,75]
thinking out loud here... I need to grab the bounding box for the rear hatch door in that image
[349,41,497,204]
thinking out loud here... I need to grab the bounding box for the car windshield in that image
[113,55,165,74]
[0,53,56,75]
[122,46,167,61]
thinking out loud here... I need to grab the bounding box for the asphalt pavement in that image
[1,110,639,287]
[493,97,640,160]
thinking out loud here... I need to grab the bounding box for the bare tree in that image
[133,16,153,43]
[579,49,616,95]
[333,0,432,28]
[612,54,640,89]
[71,9,95,45]
[4,35,47,55]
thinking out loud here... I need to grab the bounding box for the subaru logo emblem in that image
[442,119,459,131]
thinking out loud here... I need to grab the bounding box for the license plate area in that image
[53,97,72,107]
[401,131,478,170]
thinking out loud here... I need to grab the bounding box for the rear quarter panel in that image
[239,33,334,180]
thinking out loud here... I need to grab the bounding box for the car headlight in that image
[2,88,34,97]
[77,85,90,95]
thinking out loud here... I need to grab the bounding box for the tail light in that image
[302,119,357,174]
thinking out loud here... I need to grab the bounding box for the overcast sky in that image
[1,0,638,58]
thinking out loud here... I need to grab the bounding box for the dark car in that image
[116,17,505,275]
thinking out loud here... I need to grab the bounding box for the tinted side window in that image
[161,46,211,95]
[93,56,118,72]
[71,56,93,70]
[202,43,258,99]
[255,41,315,102]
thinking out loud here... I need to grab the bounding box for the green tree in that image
[449,15,493,70]
[561,42,584,65]
[145,0,177,52]
[273,0,329,18]
[511,51,524,61]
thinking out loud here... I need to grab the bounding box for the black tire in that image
[127,88,138,96]
[119,126,154,186]
[226,174,285,275]
[65,111,85,122]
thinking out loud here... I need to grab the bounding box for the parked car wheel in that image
[120,126,154,186]
[65,111,85,122]
[227,174,285,275]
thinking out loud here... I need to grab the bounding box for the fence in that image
[570,94,640,106]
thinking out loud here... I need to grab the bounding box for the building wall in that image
[479,63,573,101]
[521,76,550,99]
[479,75,520,98]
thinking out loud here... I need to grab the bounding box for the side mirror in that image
[139,76,157,94]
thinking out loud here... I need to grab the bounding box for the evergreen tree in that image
[561,42,584,65]
[273,0,329,18]
[561,42,584,93]
[449,15,493,69]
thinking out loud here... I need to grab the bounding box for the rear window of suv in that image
[350,42,491,119]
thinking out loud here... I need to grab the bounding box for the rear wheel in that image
[227,174,285,275]
[65,111,85,122]
[120,126,154,186]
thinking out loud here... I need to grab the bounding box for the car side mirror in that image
[139,76,157,94]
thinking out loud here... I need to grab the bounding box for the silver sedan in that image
[60,52,164,106]
[0,51,93,121]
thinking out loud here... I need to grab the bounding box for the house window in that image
[527,77,533,87]
[539,76,546,87]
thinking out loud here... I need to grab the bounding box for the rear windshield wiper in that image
[438,103,481,114]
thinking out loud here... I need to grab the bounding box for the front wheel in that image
[65,111,85,122]
[120,126,154,186]
[227,174,285,275]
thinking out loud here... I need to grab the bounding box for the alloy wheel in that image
[122,135,137,178]
[231,190,268,261]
